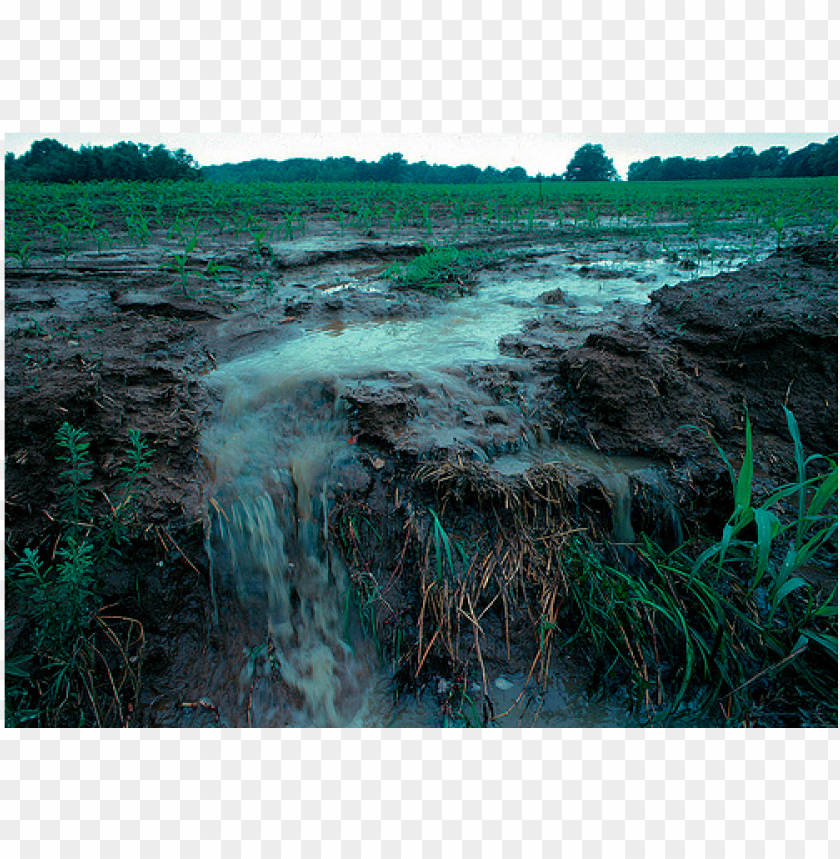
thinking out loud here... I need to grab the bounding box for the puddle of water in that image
[356,667,640,728]
[491,441,651,477]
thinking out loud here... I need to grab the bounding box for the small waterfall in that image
[599,472,635,544]
[202,390,372,726]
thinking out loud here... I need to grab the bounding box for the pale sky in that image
[3,132,831,180]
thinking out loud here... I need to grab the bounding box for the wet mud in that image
[5,212,837,727]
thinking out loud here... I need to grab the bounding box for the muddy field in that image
[5,208,838,727]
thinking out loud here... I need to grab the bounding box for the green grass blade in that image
[806,464,838,520]
[814,586,839,618]
[801,629,838,659]
[783,406,807,538]
[752,507,780,588]
[772,575,809,609]
[733,413,754,513]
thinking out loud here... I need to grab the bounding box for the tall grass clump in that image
[5,423,152,727]
[564,407,837,726]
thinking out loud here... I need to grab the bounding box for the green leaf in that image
[5,654,32,679]
[783,406,806,490]
[806,464,838,521]
[814,586,838,618]
[786,522,838,578]
[733,413,754,512]
[752,507,780,587]
[801,629,838,659]
[770,575,809,616]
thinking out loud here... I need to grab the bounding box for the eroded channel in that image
[200,248,748,726]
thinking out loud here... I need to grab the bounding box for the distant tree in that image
[754,146,789,177]
[817,135,839,174]
[6,138,201,183]
[660,157,688,181]
[15,138,79,182]
[562,144,618,182]
[780,136,838,177]
[502,166,528,183]
[627,137,836,182]
[402,160,431,183]
[377,152,406,182]
[452,164,482,184]
[716,146,759,180]
[628,158,662,181]
[203,154,533,185]
[778,143,821,178]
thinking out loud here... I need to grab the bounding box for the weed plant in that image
[6,423,152,727]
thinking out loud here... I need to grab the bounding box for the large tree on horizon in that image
[562,143,619,182]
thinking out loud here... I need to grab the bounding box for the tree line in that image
[627,137,837,182]
[201,152,537,184]
[194,144,621,184]
[5,138,202,183]
[5,138,838,185]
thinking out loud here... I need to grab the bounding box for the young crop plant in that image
[249,270,276,295]
[126,211,151,247]
[203,258,242,286]
[329,206,347,237]
[770,213,787,250]
[51,221,76,266]
[92,227,114,255]
[7,229,35,268]
[163,235,199,297]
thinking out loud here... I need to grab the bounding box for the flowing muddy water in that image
[200,250,738,726]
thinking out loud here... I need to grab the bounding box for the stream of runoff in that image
[200,251,739,727]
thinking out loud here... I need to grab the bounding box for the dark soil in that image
[500,240,838,529]
[5,216,837,727]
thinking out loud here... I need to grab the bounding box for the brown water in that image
[202,393,376,726]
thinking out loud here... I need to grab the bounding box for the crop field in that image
[5,176,838,728]
[7,176,838,258]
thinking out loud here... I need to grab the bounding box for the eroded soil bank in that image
[5,219,837,727]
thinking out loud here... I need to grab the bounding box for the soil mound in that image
[499,239,837,517]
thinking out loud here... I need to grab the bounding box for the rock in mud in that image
[539,287,571,305]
